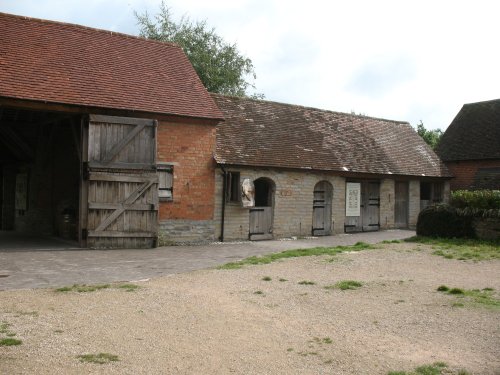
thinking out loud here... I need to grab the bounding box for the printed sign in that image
[345,182,361,216]
[241,178,255,208]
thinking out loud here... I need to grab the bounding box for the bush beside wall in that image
[417,190,500,240]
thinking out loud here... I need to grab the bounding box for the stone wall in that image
[159,219,215,244]
[214,168,431,241]
[379,179,395,229]
[214,168,347,241]
[409,180,420,229]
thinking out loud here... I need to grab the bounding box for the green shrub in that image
[450,190,500,210]
[416,204,475,238]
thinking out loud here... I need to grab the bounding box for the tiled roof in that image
[0,13,223,120]
[213,94,450,177]
[436,99,500,161]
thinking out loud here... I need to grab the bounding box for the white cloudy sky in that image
[2,0,500,130]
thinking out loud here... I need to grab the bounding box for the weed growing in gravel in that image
[261,276,272,281]
[437,286,499,309]
[381,240,402,244]
[405,236,500,260]
[0,338,22,346]
[298,280,315,285]
[325,280,363,290]
[117,284,141,292]
[388,361,449,375]
[253,290,264,295]
[217,242,374,269]
[279,278,288,282]
[56,283,140,293]
[77,353,119,364]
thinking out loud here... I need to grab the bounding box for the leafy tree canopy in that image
[135,2,262,98]
[415,120,443,149]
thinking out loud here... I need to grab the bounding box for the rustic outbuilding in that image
[436,99,500,190]
[0,13,223,248]
[212,94,452,241]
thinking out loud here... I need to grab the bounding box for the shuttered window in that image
[226,172,241,203]
[158,165,173,201]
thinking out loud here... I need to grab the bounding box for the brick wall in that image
[157,120,217,243]
[445,160,500,190]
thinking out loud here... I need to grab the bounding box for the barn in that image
[212,94,452,241]
[0,13,223,249]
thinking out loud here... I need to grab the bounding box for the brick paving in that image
[0,229,414,290]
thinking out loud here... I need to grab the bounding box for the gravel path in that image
[1,242,499,374]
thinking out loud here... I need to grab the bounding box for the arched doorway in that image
[312,181,333,235]
[249,177,275,240]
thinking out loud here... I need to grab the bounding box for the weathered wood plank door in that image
[312,181,332,236]
[362,182,380,231]
[394,181,409,228]
[83,115,158,249]
[249,207,273,240]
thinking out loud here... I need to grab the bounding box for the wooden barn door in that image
[312,181,332,236]
[361,182,380,231]
[394,181,409,228]
[82,115,158,249]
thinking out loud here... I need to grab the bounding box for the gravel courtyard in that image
[1,242,499,375]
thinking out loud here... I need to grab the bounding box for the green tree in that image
[135,2,261,97]
[415,120,443,149]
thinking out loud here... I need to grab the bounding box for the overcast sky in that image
[2,0,500,130]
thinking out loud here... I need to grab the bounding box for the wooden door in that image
[362,182,380,231]
[395,181,409,228]
[249,207,273,240]
[83,115,158,249]
[312,181,332,236]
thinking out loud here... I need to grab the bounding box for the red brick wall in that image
[157,121,217,220]
[446,159,500,190]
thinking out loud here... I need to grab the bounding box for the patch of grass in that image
[437,286,499,308]
[117,284,140,292]
[388,362,448,375]
[436,285,449,292]
[279,278,287,282]
[217,242,374,269]
[253,290,264,295]
[286,348,294,352]
[56,283,141,293]
[322,337,332,344]
[54,329,64,333]
[405,236,500,261]
[0,338,22,346]
[0,322,10,333]
[325,280,363,290]
[77,353,119,364]
[298,280,315,285]
[56,284,110,293]
[261,276,272,281]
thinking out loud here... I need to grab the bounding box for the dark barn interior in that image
[0,107,81,245]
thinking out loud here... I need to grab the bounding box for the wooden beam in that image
[88,161,156,170]
[89,114,155,126]
[89,173,157,183]
[89,202,158,211]
[0,127,34,159]
[87,231,157,238]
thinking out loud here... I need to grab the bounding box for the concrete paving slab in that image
[0,229,415,290]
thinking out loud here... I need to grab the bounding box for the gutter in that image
[218,163,227,242]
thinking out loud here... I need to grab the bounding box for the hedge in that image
[450,190,500,210]
[416,204,475,238]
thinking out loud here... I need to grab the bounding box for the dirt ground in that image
[1,242,499,375]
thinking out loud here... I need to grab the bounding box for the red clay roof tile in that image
[213,94,451,178]
[0,12,223,120]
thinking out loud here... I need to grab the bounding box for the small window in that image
[432,182,443,203]
[420,182,431,200]
[226,172,241,203]
[158,165,173,201]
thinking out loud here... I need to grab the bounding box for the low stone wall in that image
[473,217,500,241]
[159,219,216,245]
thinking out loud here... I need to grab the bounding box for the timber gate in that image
[345,181,380,232]
[80,115,158,249]
[312,181,333,236]
[394,181,409,228]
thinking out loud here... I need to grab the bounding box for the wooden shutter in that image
[84,115,158,249]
